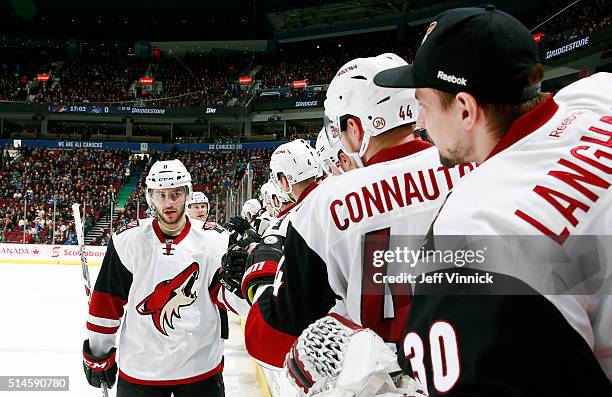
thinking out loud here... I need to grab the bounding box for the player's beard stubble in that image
[157,205,186,232]
[438,141,470,168]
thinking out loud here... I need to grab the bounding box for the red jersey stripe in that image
[118,361,223,385]
[89,290,128,320]
[245,301,296,368]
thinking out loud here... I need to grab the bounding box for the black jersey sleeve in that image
[87,238,133,338]
[244,223,340,368]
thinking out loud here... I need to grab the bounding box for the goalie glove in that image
[284,314,410,396]
[220,244,249,299]
[82,339,117,389]
[241,235,283,304]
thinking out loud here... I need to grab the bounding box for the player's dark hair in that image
[436,63,547,138]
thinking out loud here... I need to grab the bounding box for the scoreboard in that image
[47,104,167,115]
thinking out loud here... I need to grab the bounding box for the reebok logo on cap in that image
[437,70,467,86]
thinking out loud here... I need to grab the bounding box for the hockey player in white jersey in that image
[315,128,358,176]
[82,159,241,396]
[187,191,209,221]
[374,5,612,395]
[258,181,291,235]
[241,198,262,225]
[238,53,471,369]
[315,128,342,176]
[260,180,284,218]
[241,198,272,236]
[188,191,231,239]
[262,139,320,238]
[256,184,273,234]
[223,198,262,248]
[218,139,321,313]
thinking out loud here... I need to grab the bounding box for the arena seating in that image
[0,147,130,244]
[36,53,148,105]
[1,146,273,245]
[2,1,607,107]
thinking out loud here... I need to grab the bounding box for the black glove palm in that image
[235,229,262,248]
[227,216,251,234]
[220,244,249,298]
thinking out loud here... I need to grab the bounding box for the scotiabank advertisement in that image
[0,243,107,266]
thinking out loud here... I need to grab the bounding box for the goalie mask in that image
[270,139,320,198]
[324,53,419,168]
[145,159,193,216]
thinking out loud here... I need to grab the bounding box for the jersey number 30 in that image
[404,321,460,394]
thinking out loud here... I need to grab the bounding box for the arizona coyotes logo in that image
[422,21,437,44]
[136,263,200,336]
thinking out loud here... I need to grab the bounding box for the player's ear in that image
[346,117,364,143]
[455,92,478,131]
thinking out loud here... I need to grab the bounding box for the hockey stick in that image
[72,203,109,397]
[72,203,92,301]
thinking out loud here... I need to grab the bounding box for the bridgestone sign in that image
[546,37,590,60]
[295,101,319,108]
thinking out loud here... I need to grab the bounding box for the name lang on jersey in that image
[516,115,612,244]
[330,164,474,230]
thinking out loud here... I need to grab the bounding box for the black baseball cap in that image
[374,5,541,104]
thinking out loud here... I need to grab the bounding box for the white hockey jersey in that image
[244,140,472,368]
[87,216,234,385]
[256,212,273,236]
[400,73,612,396]
[262,182,318,239]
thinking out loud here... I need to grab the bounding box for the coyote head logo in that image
[136,262,199,336]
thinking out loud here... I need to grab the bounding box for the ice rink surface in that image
[0,263,263,397]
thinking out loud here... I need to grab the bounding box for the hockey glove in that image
[241,235,284,304]
[82,339,117,389]
[220,244,249,299]
[227,216,252,234]
[235,228,262,249]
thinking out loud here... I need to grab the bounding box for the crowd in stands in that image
[83,148,272,246]
[255,0,610,89]
[37,53,148,105]
[0,68,24,102]
[522,0,611,46]
[256,37,418,91]
[0,147,130,244]
[1,1,609,107]
[0,47,61,102]
[286,126,320,141]
[144,53,251,108]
